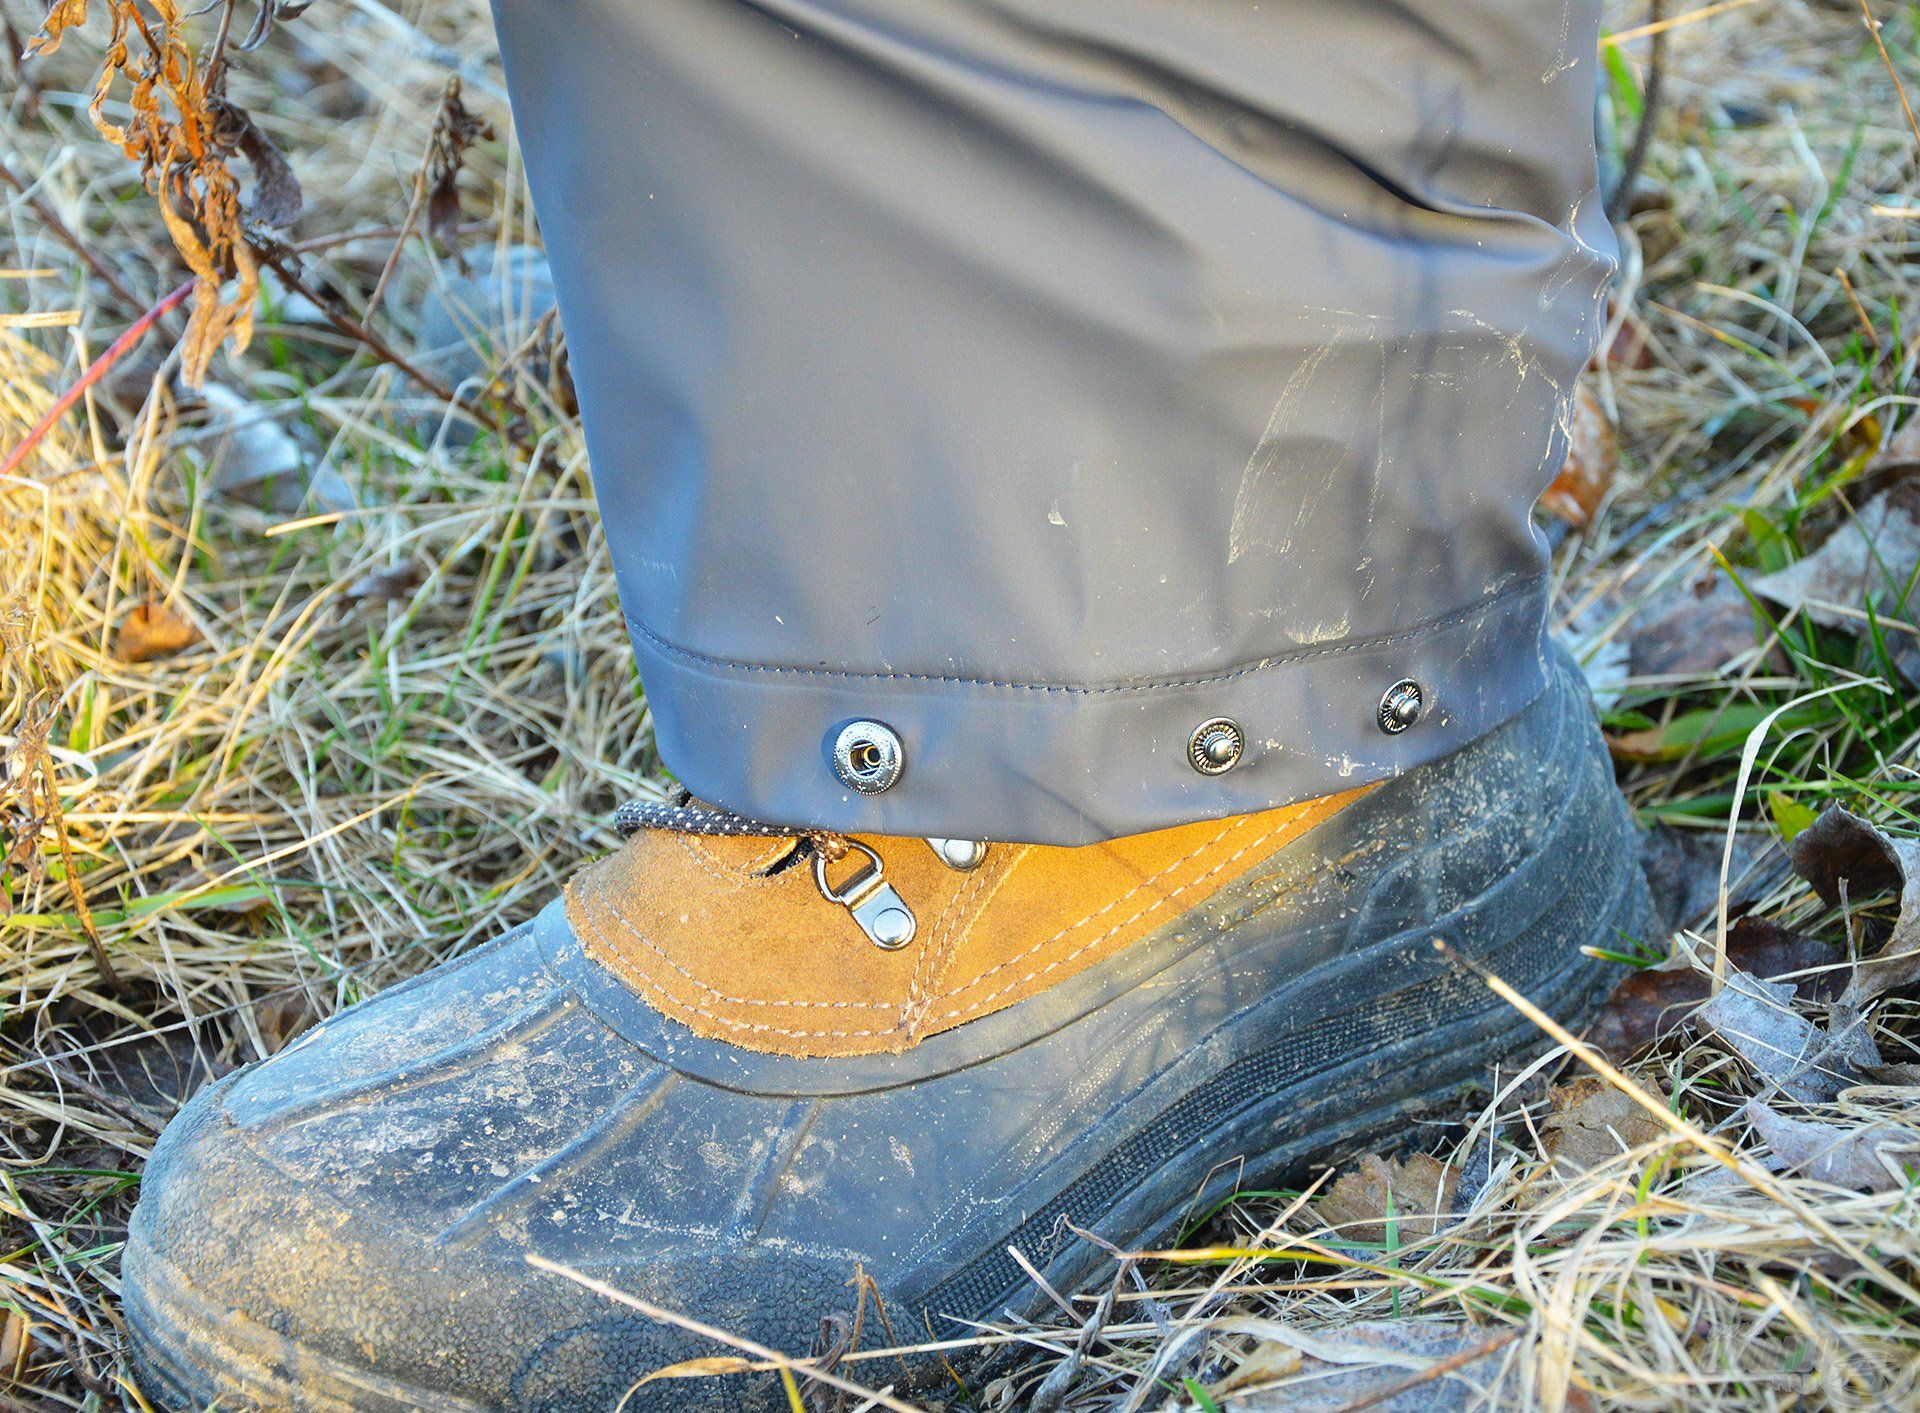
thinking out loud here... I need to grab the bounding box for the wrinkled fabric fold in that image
[491,0,1617,843]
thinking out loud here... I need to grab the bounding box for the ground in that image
[4,0,1920,1408]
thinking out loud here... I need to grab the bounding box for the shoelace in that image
[613,793,852,860]
[613,792,929,950]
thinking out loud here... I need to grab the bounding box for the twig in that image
[289,219,489,255]
[1860,0,1920,156]
[254,243,531,449]
[1609,0,1670,223]
[0,280,192,481]
[37,746,122,992]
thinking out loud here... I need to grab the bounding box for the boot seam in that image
[570,872,901,1015]
[574,823,1237,1024]
[935,812,1304,1024]
[904,846,1028,1039]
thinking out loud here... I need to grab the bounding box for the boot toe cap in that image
[124,923,881,1411]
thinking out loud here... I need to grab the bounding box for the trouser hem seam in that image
[621,576,1546,697]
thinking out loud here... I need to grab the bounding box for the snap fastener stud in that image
[832,720,904,793]
[927,838,988,871]
[1187,718,1243,775]
[1378,679,1424,734]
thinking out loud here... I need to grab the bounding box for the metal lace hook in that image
[813,840,917,950]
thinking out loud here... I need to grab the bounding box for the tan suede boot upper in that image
[565,787,1370,1059]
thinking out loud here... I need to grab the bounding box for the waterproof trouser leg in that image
[490,0,1619,845]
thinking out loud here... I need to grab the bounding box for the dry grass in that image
[4,0,1920,1408]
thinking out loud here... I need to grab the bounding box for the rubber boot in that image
[123,648,1652,1410]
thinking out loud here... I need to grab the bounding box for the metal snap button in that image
[1378,679,1424,734]
[1187,718,1244,775]
[927,838,988,871]
[832,720,904,793]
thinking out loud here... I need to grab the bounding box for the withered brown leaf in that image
[29,0,303,384]
[1588,916,1844,1059]
[1788,805,1920,1001]
[1316,1152,1459,1243]
[1540,381,1617,531]
[425,76,496,267]
[209,97,302,228]
[114,602,201,662]
[1744,1100,1920,1193]
[1542,1077,1668,1172]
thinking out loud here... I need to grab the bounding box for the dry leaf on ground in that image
[1628,571,1764,679]
[343,562,427,610]
[1540,382,1617,530]
[1743,1100,1920,1193]
[1588,916,1842,1059]
[1208,1318,1502,1412]
[253,992,317,1055]
[1694,967,1878,1103]
[113,603,199,663]
[1540,1077,1669,1172]
[1867,415,1920,480]
[1315,1153,1459,1243]
[1636,825,1763,934]
[1209,1341,1304,1398]
[1787,805,1920,1001]
[1603,304,1656,370]
[1752,484,1920,684]
[197,383,350,512]
[635,1355,758,1385]
[0,1308,27,1382]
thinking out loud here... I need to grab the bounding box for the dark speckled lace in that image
[612,792,982,950]
[613,789,851,862]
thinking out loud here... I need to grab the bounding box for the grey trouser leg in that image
[490,0,1618,845]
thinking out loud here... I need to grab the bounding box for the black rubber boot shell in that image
[124,651,1653,1411]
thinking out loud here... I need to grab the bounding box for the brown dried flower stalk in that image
[29,0,303,384]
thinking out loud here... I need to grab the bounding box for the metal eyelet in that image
[832,720,904,794]
[814,841,916,949]
[1187,718,1244,775]
[1378,679,1424,734]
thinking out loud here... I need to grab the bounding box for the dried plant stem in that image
[525,1255,925,1413]
[1861,0,1920,154]
[0,279,192,481]
[1610,0,1671,222]
[36,749,122,991]
[254,245,530,449]
[1605,0,1765,46]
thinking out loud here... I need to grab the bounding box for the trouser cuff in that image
[632,578,1554,847]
